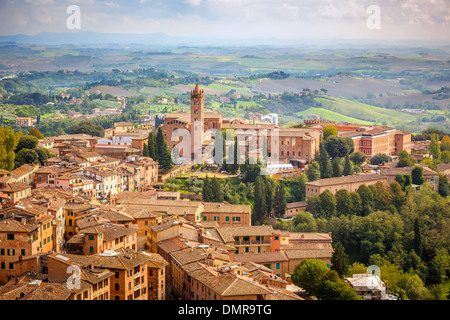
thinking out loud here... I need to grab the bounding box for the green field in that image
[295,108,374,124]
[315,96,417,125]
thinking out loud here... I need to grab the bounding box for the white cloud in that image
[104,1,120,8]
[183,0,203,6]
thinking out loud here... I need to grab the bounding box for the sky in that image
[0,0,449,43]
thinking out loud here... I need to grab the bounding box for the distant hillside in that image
[295,108,374,125]
[315,96,417,126]
[0,31,174,45]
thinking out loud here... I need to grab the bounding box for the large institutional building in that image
[160,84,322,166]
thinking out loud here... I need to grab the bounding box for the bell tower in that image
[190,83,204,163]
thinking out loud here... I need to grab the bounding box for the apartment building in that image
[66,222,138,255]
[0,219,42,284]
[47,253,114,300]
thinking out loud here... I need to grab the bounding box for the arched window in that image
[115,283,120,291]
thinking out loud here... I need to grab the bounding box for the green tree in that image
[16,135,38,153]
[403,174,412,190]
[147,131,157,160]
[390,181,405,211]
[306,196,320,216]
[343,154,353,176]
[441,150,450,163]
[202,175,214,202]
[319,144,332,179]
[350,151,366,166]
[323,136,354,159]
[405,274,432,300]
[371,153,392,165]
[142,143,149,157]
[317,270,360,300]
[413,218,423,258]
[323,126,338,140]
[429,133,441,161]
[332,157,343,177]
[156,127,173,171]
[292,259,329,297]
[319,189,337,218]
[212,176,224,202]
[350,192,362,216]
[411,165,424,185]
[397,150,413,167]
[307,161,321,181]
[374,181,391,210]
[335,189,353,216]
[438,173,449,197]
[35,147,54,166]
[357,184,373,216]
[265,178,273,215]
[292,211,318,232]
[273,182,287,218]
[14,148,39,168]
[395,173,405,190]
[253,175,266,223]
[70,120,105,137]
[28,128,44,139]
[331,242,348,277]
[347,262,367,276]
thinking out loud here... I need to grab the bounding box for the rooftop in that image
[305,174,387,187]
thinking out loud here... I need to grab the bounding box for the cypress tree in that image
[212,177,224,202]
[319,144,332,179]
[343,154,352,176]
[331,242,348,277]
[142,143,149,157]
[156,127,173,171]
[148,131,157,160]
[332,157,342,177]
[265,179,273,215]
[253,175,266,223]
[202,175,213,202]
[273,182,287,218]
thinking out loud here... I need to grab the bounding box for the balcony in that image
[133,272,140,279]
[134,283,141,291]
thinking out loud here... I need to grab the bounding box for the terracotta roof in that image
[10,163,39,179]
[170,246,231,266]
[283,249,334,260]
[68,223,137,244]
[381,165,438,176]
[0,275,72,300]
[0,219,39,233]
[233,251,289,264]
[0,182,31,192]
[219,225,274,237]
[93,250,153,270]
[288,232,332,241]
[202,202,251,214]
[156,237,189,254]
[305,174,387,187]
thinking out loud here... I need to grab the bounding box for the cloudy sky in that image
[0,0,449,42]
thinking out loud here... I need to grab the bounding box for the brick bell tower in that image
[190,83,204,163]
